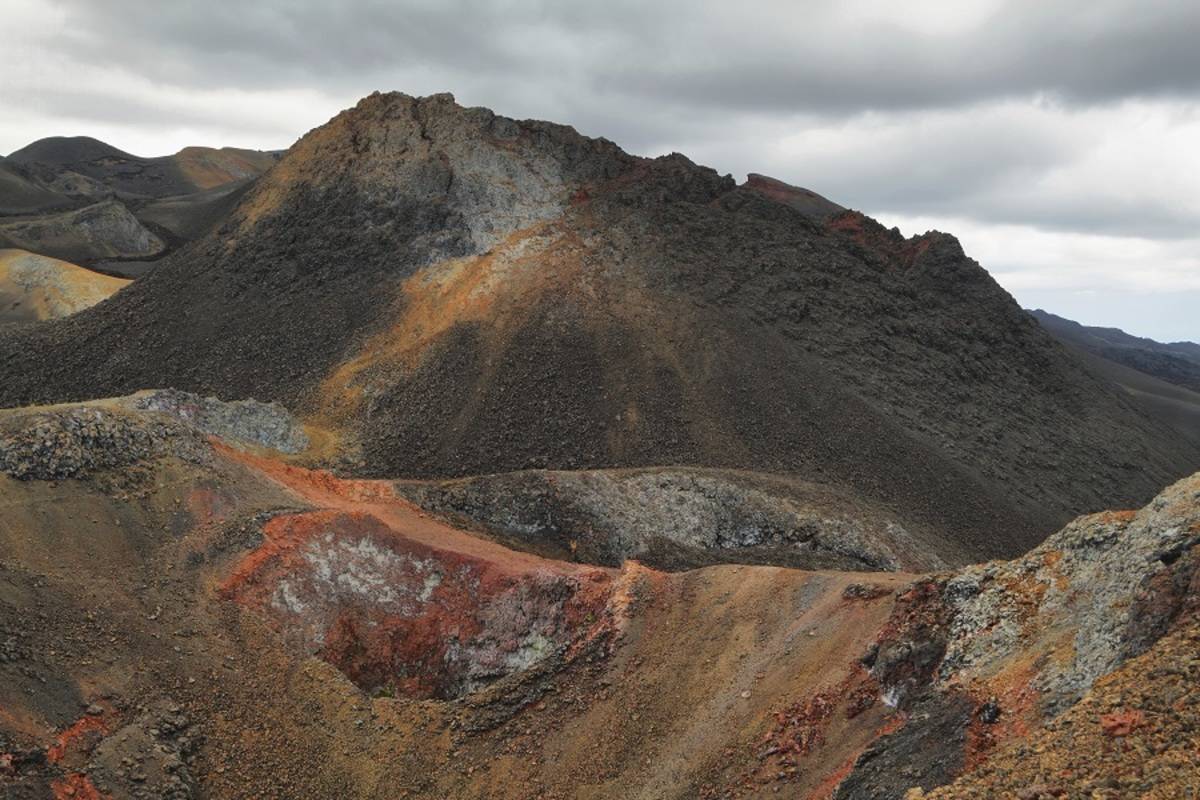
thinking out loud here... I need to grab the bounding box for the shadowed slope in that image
[1031,309,1200,392]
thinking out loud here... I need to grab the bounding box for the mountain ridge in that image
[1031,308,1200,390]
[0,135,279,270]
[6,135,280,197]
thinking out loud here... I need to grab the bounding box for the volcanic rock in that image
[0,199,164,262]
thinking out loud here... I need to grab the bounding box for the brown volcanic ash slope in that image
[0,249,129,324]
[0,399,1196,799]
[0,92,1196,561]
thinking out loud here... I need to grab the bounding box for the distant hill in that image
[1030,309,1200,444]
[7,134,139,166]
[6,135,279,199]
[0,136,279,271]
[0,160,76,215]
[1030,310,1200,393]
[0,248,129,324]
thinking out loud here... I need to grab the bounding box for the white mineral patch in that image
[298,532,443,611]
[271,579,308,614]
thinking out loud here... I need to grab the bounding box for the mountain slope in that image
[1031,309,1200,444]
[0,92,1196,563]
[0,161,75,215]
[0,248,129,323]
[1031,309,1200,392]
[0,397,1195,799]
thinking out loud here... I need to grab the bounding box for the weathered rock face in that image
[221,508,623,699]
[0,92,1196,566]
[0,405,209,480]
[0,199,164,262]
[823,472,1200,799]
[914,618,1200,799]
[395,467,952,572]
[130,389,309,454]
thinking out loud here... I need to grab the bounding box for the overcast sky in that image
[4,0,1198,341]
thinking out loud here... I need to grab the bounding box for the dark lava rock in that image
[0,406,209,480]
[835,692,974,800]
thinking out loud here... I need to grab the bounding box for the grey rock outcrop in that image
[131,389,309,453]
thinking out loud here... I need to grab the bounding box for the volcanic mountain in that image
[1029,310,1200,445]
[0,91,1196,565]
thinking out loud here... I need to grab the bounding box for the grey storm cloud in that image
[5,0,1200,339]
[42,0,1200,113]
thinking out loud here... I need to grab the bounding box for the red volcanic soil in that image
[51,773,108,800]
[46,713,110,765]
[826,210,937,271]
[217,445,620,698]
[742,173,844,219]
[221,444,602,578]
[1,405,1196,799]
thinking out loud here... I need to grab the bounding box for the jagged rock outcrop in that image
[396,467,954,572]
[130,389,309,454]
[0,404,209,480]
[828,471,1200,798]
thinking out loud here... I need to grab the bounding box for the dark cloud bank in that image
[5,0,1199,339]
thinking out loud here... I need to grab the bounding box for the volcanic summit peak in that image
[7,134,138,165]
[237,89,745,254]
[235,89,640,252]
